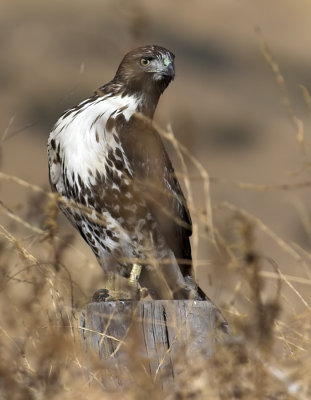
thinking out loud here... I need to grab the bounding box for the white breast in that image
[48,93,139,194]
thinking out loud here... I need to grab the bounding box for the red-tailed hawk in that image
[47,45,207,300]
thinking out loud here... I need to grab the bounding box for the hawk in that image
[48,45,206,301]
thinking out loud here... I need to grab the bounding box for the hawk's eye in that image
[140,58,150,67]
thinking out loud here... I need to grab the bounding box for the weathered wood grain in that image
[80,300,229,389]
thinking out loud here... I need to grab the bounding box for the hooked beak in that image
[152,57,175,81]
[162,62,175,79]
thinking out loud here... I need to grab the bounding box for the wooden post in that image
[80,300,229,389]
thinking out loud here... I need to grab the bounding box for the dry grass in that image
[1,109,311,399]
[1,3,311,397]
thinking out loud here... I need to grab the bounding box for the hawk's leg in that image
[92,265,147,302]
[129,263,149,298]
[129,263,141,289]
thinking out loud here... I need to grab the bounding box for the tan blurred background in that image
[1,0,311,314]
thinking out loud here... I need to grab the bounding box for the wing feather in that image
[118,114,192,275]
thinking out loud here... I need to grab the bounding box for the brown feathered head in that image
[113,45,175,99]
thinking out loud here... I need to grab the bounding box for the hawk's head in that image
[113,45,175,100]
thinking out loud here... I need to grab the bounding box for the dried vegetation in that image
[1,4,311,398]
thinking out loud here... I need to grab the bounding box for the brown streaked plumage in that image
[47,45,207,300]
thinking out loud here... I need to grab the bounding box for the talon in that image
[92,288,110,302]
[139,287,149,299]
[92,287,141,302]
[92,265,144,302]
